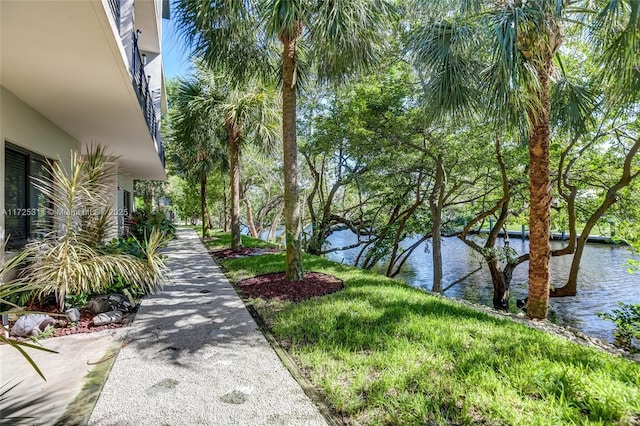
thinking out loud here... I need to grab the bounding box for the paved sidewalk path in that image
[89,228,327,426]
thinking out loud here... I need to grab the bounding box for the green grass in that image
[204,233,640,426]
[202,230,277,249]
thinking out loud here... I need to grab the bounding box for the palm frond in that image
[172,0,269,81]
[590,0,640,103]
[410,19,482,117]
[550,73,600,135]
[308,0,397,82]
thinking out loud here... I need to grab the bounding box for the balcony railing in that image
[132,31,163,165]
[107,0,120,32]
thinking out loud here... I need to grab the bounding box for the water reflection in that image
[326,230,640,343]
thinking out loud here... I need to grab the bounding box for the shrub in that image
[597,302,640,351]
[125,210,176,241]
[17,146,169,311]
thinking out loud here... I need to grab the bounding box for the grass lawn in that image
[202,230,276,249]
[203,233,640,425]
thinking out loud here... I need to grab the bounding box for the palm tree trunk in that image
[281,30,303,281]
[200,173,207,237]
[221,172,229,232]
[527,69,552,319]
[229,128,242,250]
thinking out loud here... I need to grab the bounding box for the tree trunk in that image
[221,173,229,232]
[143,190,152,212]
[245,198,259,238]
[200,173,207,237]
[552,237,585,296]
[431,218,443,293]
[229,128,242,250]
[527,69,552,320]
[281,29,303,281]
[430,157,445,293]
[488,261,509,311]
[268,204,284,242]
[552,136,640,295]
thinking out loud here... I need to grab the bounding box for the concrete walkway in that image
[89,228,327,426]
[0,328,126,425]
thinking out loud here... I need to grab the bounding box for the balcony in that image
[132,31,164,166]
[1,0,166,180]
[107,0,121,33]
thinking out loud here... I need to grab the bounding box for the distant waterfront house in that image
[1,0,169,250]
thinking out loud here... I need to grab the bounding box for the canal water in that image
[325,230,640,343]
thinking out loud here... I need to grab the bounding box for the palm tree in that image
[408,0,638,319]
[221,81,280,250]
[168,73,227,237]
[169,64,280,249]
[174,0,396,280]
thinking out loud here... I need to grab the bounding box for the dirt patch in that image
[210,247,281,259]
[238,272,343,302]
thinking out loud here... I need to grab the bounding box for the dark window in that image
[4,143,51,249]
[123,189,131,217]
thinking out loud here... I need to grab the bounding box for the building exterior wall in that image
[1,87,80,170]
[2,0,167,259]
[117,173,134,235]
[1,87,81,252]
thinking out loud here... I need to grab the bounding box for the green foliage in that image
[126,210,176,241]
[480,245,519,264]
[64,292,89,309]
[105,237,146,259]
[30,325,56,343]
[133,180,169,212]
[17,146,169,311]
[597,302,640,352]
[213,237,640,425]
[167,175,200,225]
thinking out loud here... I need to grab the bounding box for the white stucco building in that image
[1,0,168,250]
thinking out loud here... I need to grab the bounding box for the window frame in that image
[4,142,53,249]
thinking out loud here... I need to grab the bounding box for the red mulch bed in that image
[7,301,130,340]
[210,247,281,259]
[49,311,129,337]
[238,272,343,302]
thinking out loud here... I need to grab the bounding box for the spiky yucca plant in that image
[20,146,168,311]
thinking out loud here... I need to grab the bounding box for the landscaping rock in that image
[86,294,132,314]
[11,314,56,337]
[65,308,81,322]
[6,307,23,322]
[92,310,124,326]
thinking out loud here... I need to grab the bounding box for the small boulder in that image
[65,308,81,322]
[86,294,132,314]
[92,310,124,326]
[11,314,56,337]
